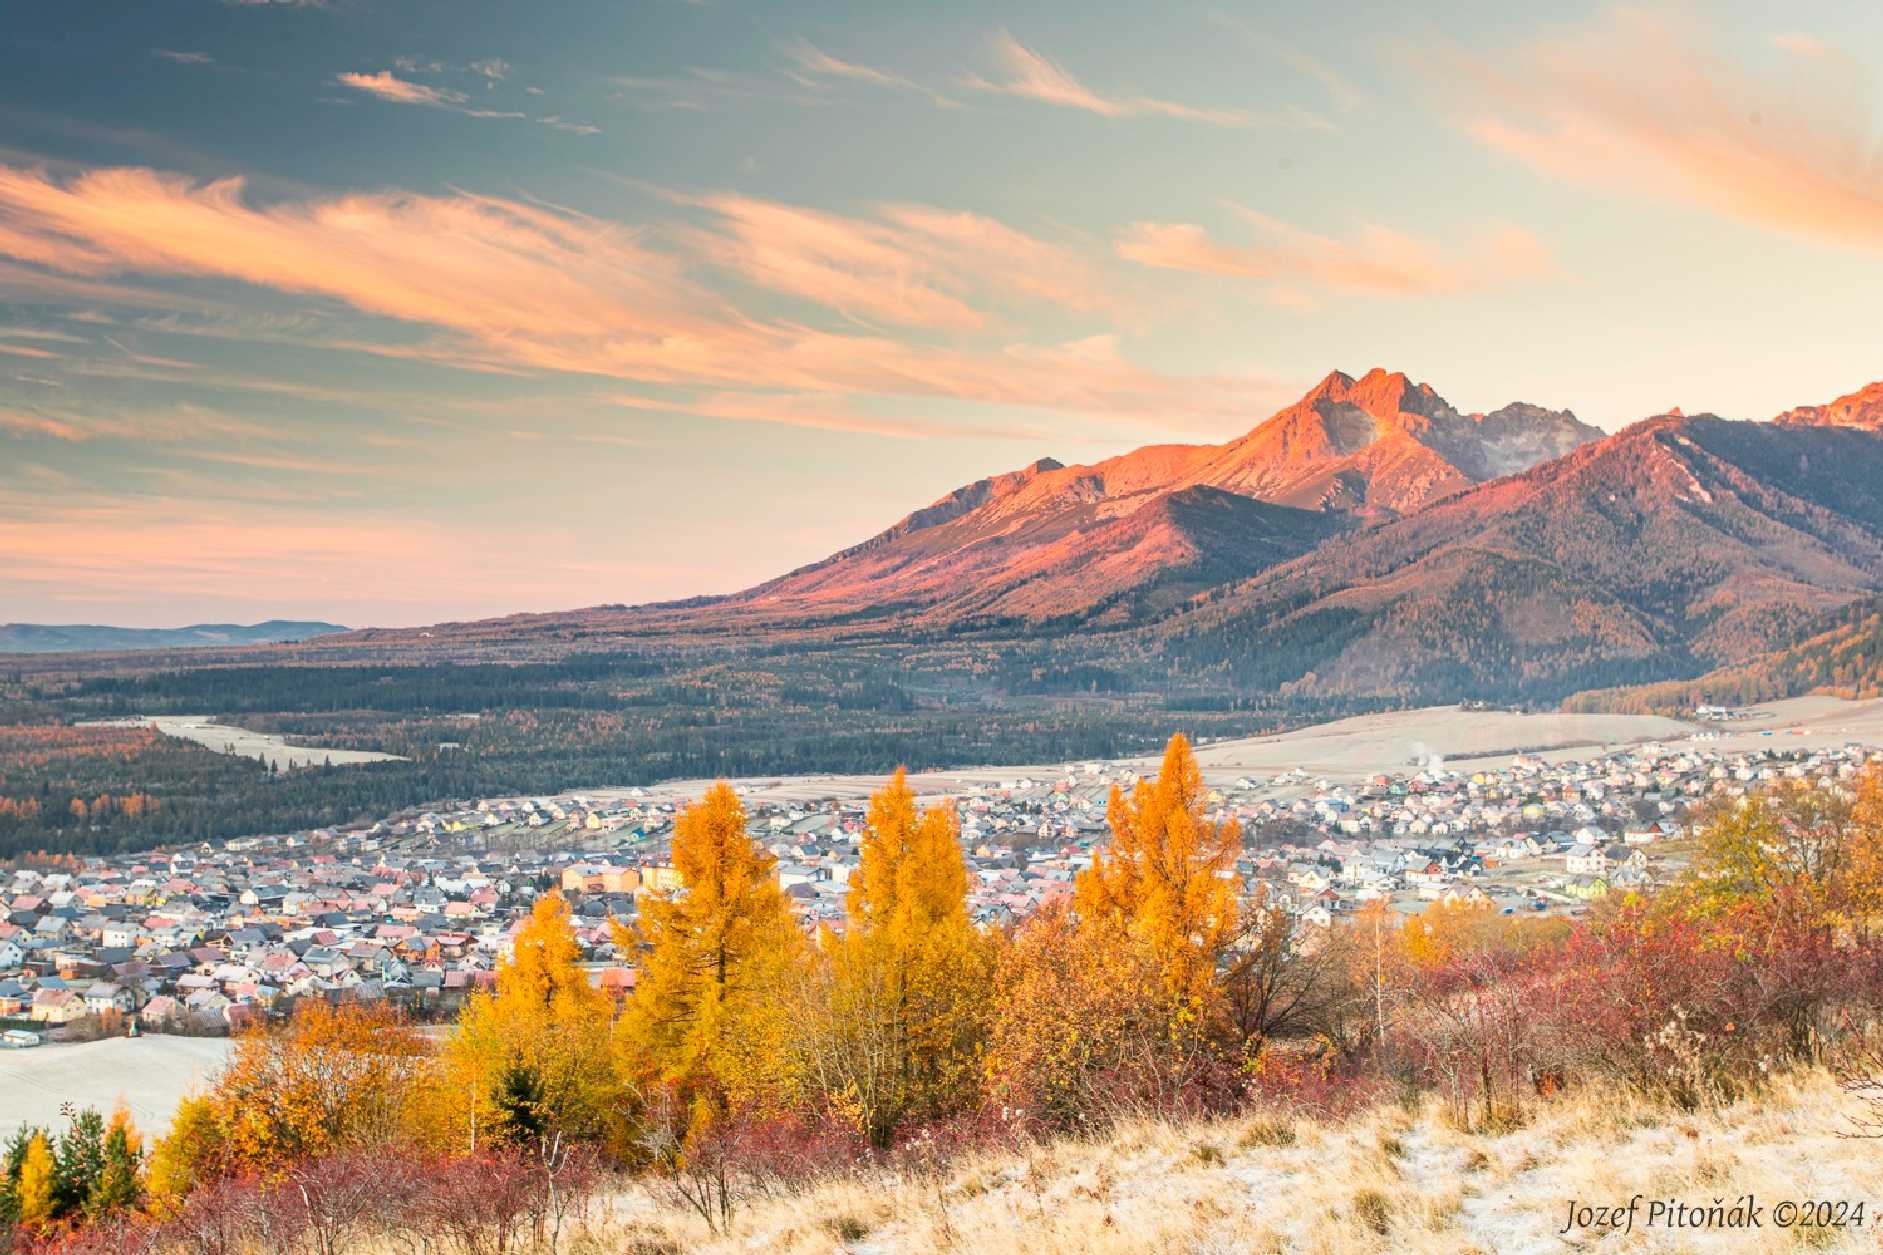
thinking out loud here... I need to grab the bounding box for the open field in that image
[573,703,1703,807]
[84,715,407,771]
[0,1035,233,1140]
[560,696,1883,812]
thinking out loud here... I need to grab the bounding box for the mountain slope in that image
[0,620,347,655]
[1158,415,1883,700]
[1564,595,1883,714]
[709,368,1596,630]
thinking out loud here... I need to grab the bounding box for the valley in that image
[6,369,1883,860]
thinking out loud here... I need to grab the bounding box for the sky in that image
[4,0,1883,628]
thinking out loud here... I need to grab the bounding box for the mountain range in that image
[329,371,1883,704]
[629,368,1601,632]
[0,620,347,654]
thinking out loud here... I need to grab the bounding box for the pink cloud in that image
[686,194,1111,328]
[0,411,87,440]
[1439,8,1883,253]
[336,71,524,119]
[1117,210,1556,298]
[965,30,1254,127]
[0,164,1269,435]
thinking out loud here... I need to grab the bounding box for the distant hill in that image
[1564,596,1883,715]
[0,620,347,654]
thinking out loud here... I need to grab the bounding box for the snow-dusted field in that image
[86,715,405,771]
[0,1036,233,1139]
[601,1069,1883,1254]
[567,696,1883,811]
[572,703,1703,808]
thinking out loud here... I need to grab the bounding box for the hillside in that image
[597,1071,1876,1254]
[1155,414,1883,701]
[1564,596,1883,715]
[0,620,346,654]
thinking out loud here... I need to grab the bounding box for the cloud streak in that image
[778,38,959,108]
[0,164,1274,436]
[336,70,525,119]
[1117,209,1556,300]
[963,30,1261,127]
[0,411,86,440]
[682,193,1111,329]
[1437,8,1883,254]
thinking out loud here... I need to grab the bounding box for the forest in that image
[1564,596,1883,716]
[0,636,1359,858]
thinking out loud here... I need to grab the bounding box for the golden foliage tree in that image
[614,782,806,1111]
[982,899,1192,1130]
[209,1001,429,1171]
[144,1094,222,1216]
[1075,733,1241,1006]
[15,1133,53,1228]
[437,891,620,1150]
[804,768,992,1147]
[1683,780,1862,930]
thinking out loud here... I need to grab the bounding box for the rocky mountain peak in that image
[1775,379,1883,430]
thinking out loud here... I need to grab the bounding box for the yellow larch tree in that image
[15,1133,53,1228]
[145,1094,223,1216]
[1075,733,1242,1006]
[436,890,620,1150]
[209,1001,429,1170]
[613,781,806,1112]
[807,768,993,1147]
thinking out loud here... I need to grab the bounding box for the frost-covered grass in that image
[593,1069,1883,1254]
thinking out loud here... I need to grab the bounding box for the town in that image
[6,718,1878,1046]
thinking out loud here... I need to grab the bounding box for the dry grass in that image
[585,1068,1883,1254]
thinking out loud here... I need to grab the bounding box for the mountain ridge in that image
[714,367,1599,629]
[0,620,348,655]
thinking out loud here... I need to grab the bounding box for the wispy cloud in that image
[778,38,960,108]
[962,30,1264,127]
[1117,209,1557,299]
[335,70,525,119]
[538,116,601,135]
[1209,14,1365,113]
[0,400,279,446]
[1435,8,1883,254]
[0,411,86,440]
[610,68,826,113]
[682,194,1111,329]
[153,50,215,67]
[0,164,1272,436]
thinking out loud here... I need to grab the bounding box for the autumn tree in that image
[1682,782,1859,930]
[983,899,1221,1130]
[614,782,806,1114]
[1076,733,1241,1007]
[145,1094,222,1216]
[15,1134,53,1228]
[802,769,993,1147]
[208,1001,431,1171]
[437,891,620,1151]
